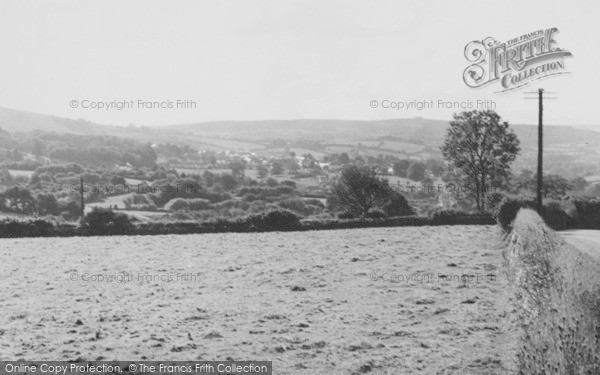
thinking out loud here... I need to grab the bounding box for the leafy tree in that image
[110,175,127,186]
[271,161,284,175]
[229,159,246,179]
[393,159,411,177]
[0,186,36,214]
[339,152,350,165]
[265,178,278,187]
[202,171,216,187]
[330,165,391,217]
[407,161,427,181]
[441,110,520,211]
[220,174,237,191]
[283,158,299,174]
[354,156,365,166]
[301,154,314,166]
[257,165,269,179]
[381,191,415,217]
[36,193,60,216]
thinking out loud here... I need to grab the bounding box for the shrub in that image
[83,208,132,235]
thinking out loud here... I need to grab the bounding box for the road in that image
[561,229,600,260]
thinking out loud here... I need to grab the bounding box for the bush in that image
[83,208,132,235]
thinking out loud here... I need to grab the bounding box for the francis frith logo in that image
[463,27,572,92]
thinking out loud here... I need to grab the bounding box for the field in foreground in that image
[0,226,518,374]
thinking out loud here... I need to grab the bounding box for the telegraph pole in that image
[80,177,85,218]
[537,88,543,214]
[525,89,556,215]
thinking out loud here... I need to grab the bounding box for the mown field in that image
[0,226,518,374]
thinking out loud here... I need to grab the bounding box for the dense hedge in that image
[0,219,57,237]
[497,196,536,232]
[0,209,499,238]
[497,195,600,232]
[429,210,495,226]
[570,199,600,229]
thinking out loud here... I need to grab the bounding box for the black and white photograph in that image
[1,1,600,374]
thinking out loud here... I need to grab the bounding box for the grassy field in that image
[0,226,518,374]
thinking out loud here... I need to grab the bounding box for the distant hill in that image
[162,118,600,149]
[159,118,451,145]
[0,107,108,134]
[1,106,599,154]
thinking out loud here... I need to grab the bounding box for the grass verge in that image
[505,209,600,374]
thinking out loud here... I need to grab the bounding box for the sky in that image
[0,0,598,128]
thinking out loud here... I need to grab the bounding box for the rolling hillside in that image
[1,107,600,175]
